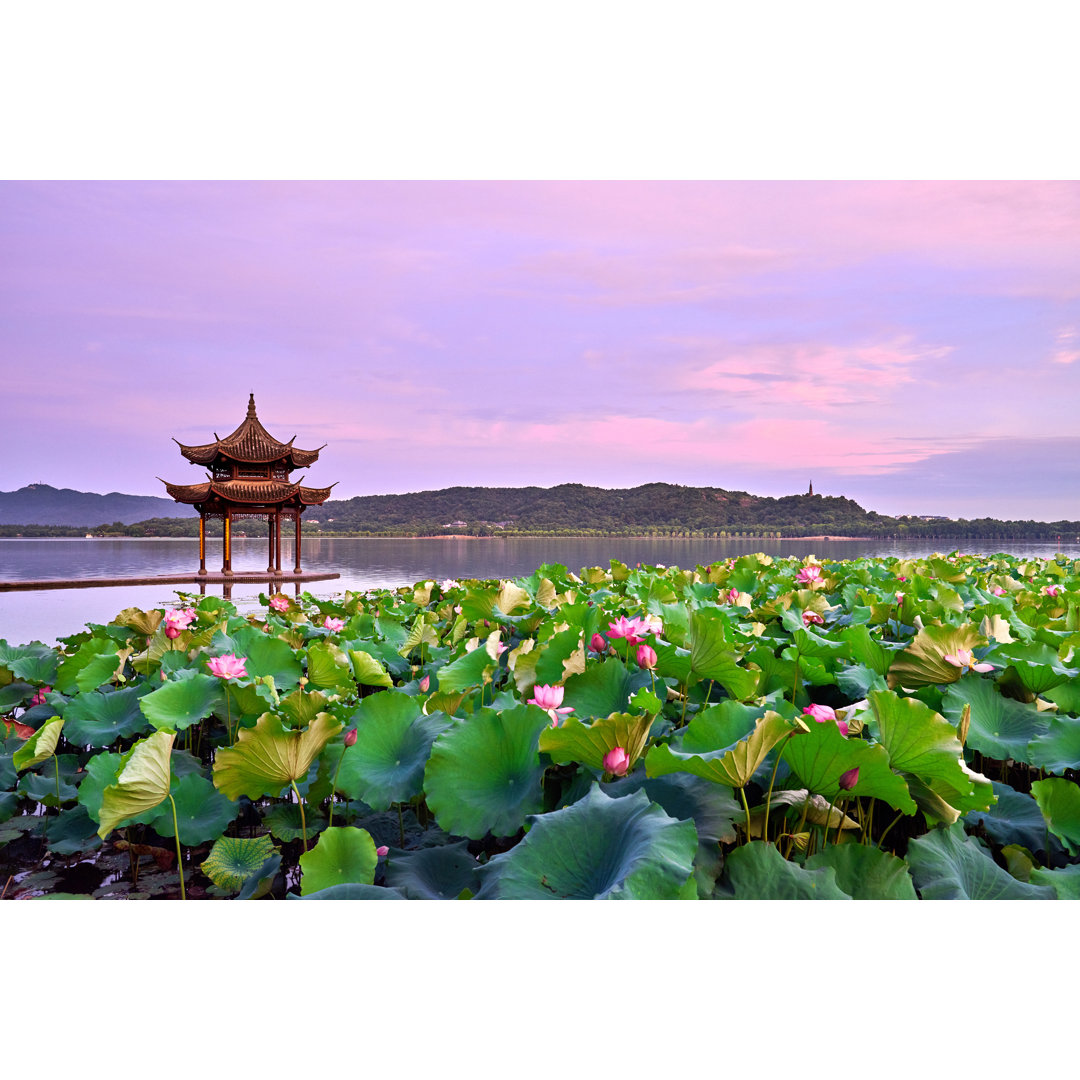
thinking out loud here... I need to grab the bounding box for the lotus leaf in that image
[435,646,495,693]
[111,607,164,637]
[201,834,278,893]
[886,623,985,690]
[212,711,343,800]
[334,692,452,810]
[304,640,357,696]
[1025,715,1080,774]
[1028,863,1080,900]
[55,637,123,695]
[349,649,394,688]
[539,711,655,773]
[62,684,154,746]
[295,882,407,899]
[941,677,1049,764]
[424,704,550,839]
[804,844,917,900]
[992,641,1078,695]
[13,717,64,771]
[906,823,1056,899]
[1030,778,1080,855]
[478,784,697,899]
[139,672,225,732]
[383,840,480,899]
[148,772,239,846]
[45,805,103,855]
[964,781,1061,855]
[263,801,327,842]
[97,730,175,838]
[299,825,378,895]
[561,657,652,721]
[720,840,851,899]
[76,751,168,827]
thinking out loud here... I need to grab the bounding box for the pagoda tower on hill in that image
[160,394,336,575]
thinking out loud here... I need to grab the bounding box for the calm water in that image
[2,535,1077,647]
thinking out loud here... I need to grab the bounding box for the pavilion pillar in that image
[198,516,206,574]
[275,508,282,572]
[223,510,233,575]
[267,514,275,573]
[294,512,302,574]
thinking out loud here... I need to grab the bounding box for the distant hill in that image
[0,484,198,527]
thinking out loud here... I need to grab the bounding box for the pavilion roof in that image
[160,478,336,507]
[173,394,325,467]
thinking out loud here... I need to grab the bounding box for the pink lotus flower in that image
[30,685,51,707]
[344,728,358,748]
[528,684,574,727]
[608,616,646,644]
[208,653,247,680]
[724,588,740,604]
[268,594,289,613]
[636,644,657,670]
[163,608,196,638]
[795,565,823,585]
[639,614,663,637]
[589,633,607,653]
[838,766,859,791]
[1045,585,1061,597]
[603,746,630,776]
[895,592,905,605]
[376,845,389,857]
[943,649,994,674]
[802,611,824,626]
[991,586,1005,596]
[419,675,430,692]
[441,579,460,591]
[803,703,849,736]
[897,576,907,582]
[323,616,345,632]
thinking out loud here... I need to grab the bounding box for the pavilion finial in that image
[246,393,257,419]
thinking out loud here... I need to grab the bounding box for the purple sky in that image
[3,180,1080,521]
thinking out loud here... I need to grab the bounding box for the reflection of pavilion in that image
[161,394,336,576]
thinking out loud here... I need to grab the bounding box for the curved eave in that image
[299,482,337,506]
[161,479,212,503]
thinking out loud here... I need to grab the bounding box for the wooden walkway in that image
[0,572,341,592]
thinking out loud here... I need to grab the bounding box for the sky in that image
[3,180,1079,521]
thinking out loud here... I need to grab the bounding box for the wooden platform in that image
[0,572,341,592]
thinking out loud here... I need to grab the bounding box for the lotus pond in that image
[3,550,1080,900]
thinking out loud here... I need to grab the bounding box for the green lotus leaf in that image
[299,825,378,896]
[62,685,154,747]
[790,626,850,661]
[44,805,104,856]
[236,853,281,899]
[384,840,481,899]
[295,882,407,899]
[992,641,1078,695]
[650,638,692,685]
[201,834,278,893]
[539,711,655,773]
[613,772,742,847]
[349,649,394,689]
[840,624,898,676]
[424,704,550,839]
[305,641,357,695]
[139,672,225,732]
[0,681,34,711]
[532,627,585,686]
[886,623,985,690]
[687,607,732,672]
[435,646,495,694]
[941,677,1049,764]
[869,689,988,810]
[77,751,157,825]
[221,626,302,689]
[646,711,795,789]
[679,700,763,753]
[212,711,344,800]
[720,840,851,900]
[222,679,278,720]
[13,717,64,771]
[783,719,917,813]
[1028,863,1080,900]
[55,637,123,695]
[562,657,652,722]
[965,781,1061,855]
[333,692,452,810]
[263,801,327,842]
[0,790,18,822]
[148,772,239,846]
[0,640,60,684]
[19,767,77,806]
[1026,716,1080,775]
[478,784,697,899]
[804,844,917,900]
[97,730,175,838]
[906,823,1057,899]
[1030,778,1080,856]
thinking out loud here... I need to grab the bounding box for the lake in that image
[3,535,1078,646]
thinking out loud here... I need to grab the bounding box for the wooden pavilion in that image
[160,394,336,575]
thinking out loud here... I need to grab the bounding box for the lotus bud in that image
[344,727,357,748]
[590,633,607,653]
[636,643,657,669]
[165,626,181,639]
[419,675,430,692]
[376,845,389,857]
[838,767,859,791]
[603,746,630,776]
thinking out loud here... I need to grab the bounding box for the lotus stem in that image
[328,745,348,829]
[784,795,812,859]
[167,793,186,900]
[738,786,752,844]
[876,809,904,851]
[290,779,308,852]
[761,739,790,846]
